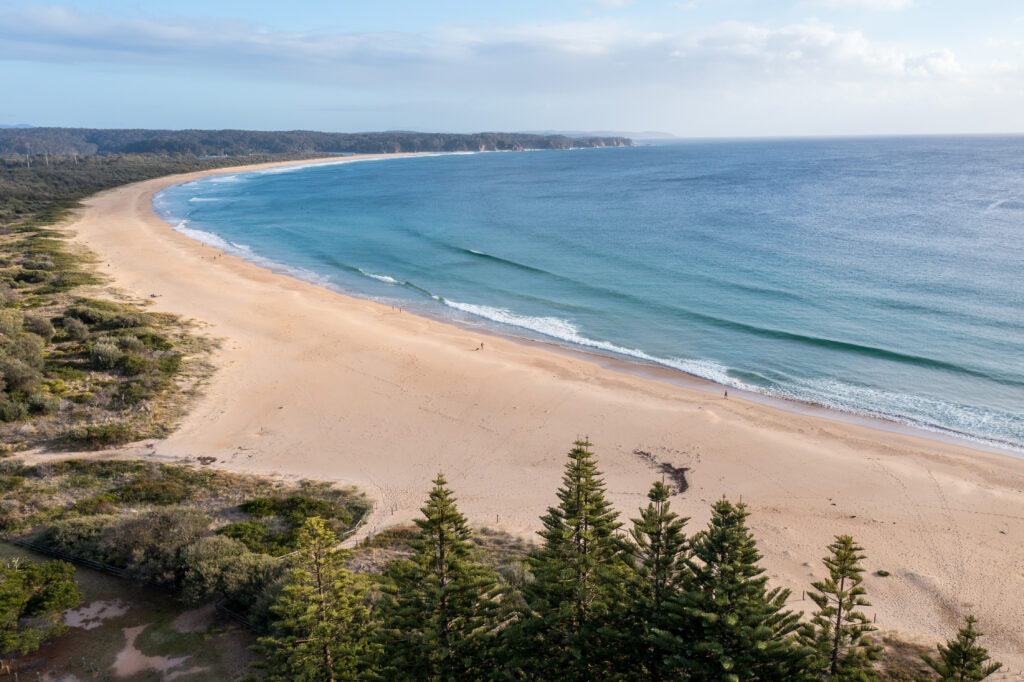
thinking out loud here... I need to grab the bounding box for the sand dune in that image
[62,156,1024,672]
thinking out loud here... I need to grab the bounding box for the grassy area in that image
[0,457,370,544]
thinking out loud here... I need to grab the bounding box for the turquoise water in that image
[154,138,1024,450]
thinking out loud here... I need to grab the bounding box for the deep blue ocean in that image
[154,137,1024,451]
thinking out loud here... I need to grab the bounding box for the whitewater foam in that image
[357,269,399,285]
[171,221,332,287]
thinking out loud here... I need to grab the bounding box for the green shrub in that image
[36,515,119,561]
[280,495,339,524]
[117,334,144,352]
[66,422,136,448]
[218,520,281,556]
[50,364,87,381]
[239,498,277,517]
[61,317,89,342]
[0,284,20,306]
[12,268,50,284]
[0,357,42,394]
[27,392,60,415]
[179,535,251,603]
[106,508,212,587]
[157,353,182,377]
[113,382,153,405]
[0,310,21,337]
[119,353,155,376]
[0,475,24,492]
[72,493,118,515]
[22,313,54,343]
[65,300,146,330]
[131,329,172,350]
[0,397,28,422]
[114,474,190,505]
[89,340,123,369]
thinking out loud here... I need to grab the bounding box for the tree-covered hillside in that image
[0,128,632,159]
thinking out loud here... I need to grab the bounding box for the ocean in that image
[153,137,1024,451]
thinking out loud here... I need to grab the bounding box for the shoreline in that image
[59,154,1024,670]
[155,154,1022,459]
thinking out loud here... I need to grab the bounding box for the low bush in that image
[89,340,123,369]
[117,334,144,352]
[0,398,27,422]
[219,520,279,556]
[71,493,118,515]
[61,316,89,342]
[114,474,190,505]
[65,300,146,330]
[0,475,24,492]
[119,353,155,376]
[22,313,54,342]
[27,392,60,415]
[0,357,42,394]
[66,422,136,448]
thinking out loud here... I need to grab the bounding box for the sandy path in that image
[61,155,1024,671]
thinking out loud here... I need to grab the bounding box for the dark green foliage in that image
[180,535,283,605]
[0,129,630,178]
[512,439,628,680]
[118,353,154,376]
[921,615,1002,681]
[219,520,280,555]
[0,398,27,422]
[221,494,360,556]
[0,310,47,419]
[22,312,54,342]
[66,422,137,448]
[374,473,500,680]
[66,300,146,331]
[113,471,191,504]
[71,492,118,515]
[669,498,812,681]
[27,391,60,414]
[61,316,89,342]
[0,558,82,655]
[619,479,691,680]
[802,535,880,680]
[257,518,374,681]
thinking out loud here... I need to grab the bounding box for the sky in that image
[0,0,1022,137]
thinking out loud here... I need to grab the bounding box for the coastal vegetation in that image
[0,151,333,450]
[0,446,1004,679]
[0,128,631,162]
[0,555,81,657]
[0,458,368,631]
[245,439,1001,681]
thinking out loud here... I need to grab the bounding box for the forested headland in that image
[0,128,631,160]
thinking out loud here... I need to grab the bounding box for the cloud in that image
[0,6,977,90]
[811,0,914,9]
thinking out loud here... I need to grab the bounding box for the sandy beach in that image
[61,155,1024,671]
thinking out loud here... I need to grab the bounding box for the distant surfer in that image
[724,390,728,399]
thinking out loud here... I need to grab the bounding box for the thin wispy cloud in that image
[811,0,914,9]
[0,2,1020,135]
[0,7,981,89]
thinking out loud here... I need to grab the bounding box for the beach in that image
[63,155,1024,670]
